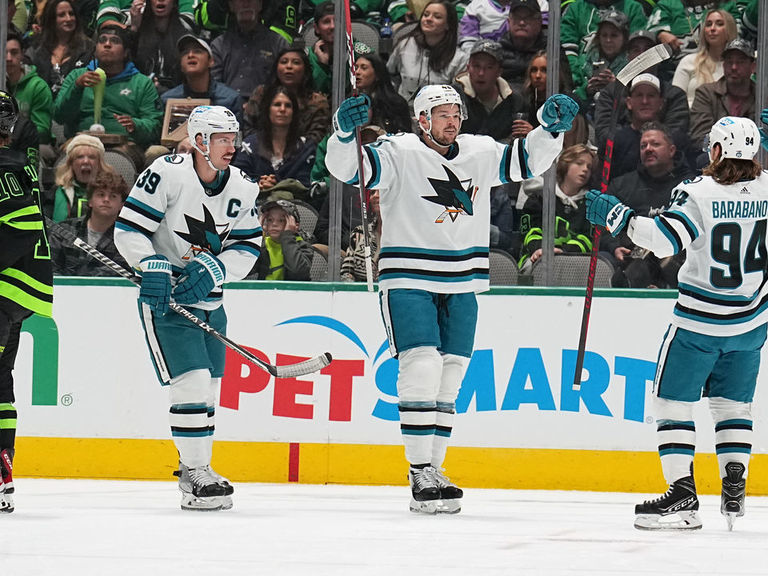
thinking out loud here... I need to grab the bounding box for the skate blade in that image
[180,494,230,512]
[436,499,462,514]
[724,512,739,531]
[409,498,439,515]
[634,511,702,531]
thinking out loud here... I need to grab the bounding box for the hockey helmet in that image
[707,116,761,162]
[0,91,19,138]
[187,105,240,151]
[413,85,467,122]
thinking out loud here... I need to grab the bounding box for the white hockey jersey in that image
[326,128,563,293]
[628,172,768,336]
[114,154,263,310]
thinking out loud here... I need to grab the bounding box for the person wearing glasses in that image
[53,21,163,169]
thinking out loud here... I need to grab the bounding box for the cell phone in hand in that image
[592,60,606,76]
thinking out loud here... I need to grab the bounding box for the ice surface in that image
[4,480,768,576]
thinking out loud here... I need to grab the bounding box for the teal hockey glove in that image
[538,94,579,133]
[173,252,226,305]
[138,255,172,316]
[761,107,768,126]
[586,190,635,237]
[333,95,370,137]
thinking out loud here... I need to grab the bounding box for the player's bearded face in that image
[426,104,461,146]
[208,133,237,169]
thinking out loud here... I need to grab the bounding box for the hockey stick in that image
[572,43,673,390]
[342,0,375,292]
[47,218,332,378]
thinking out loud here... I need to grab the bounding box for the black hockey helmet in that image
[0,91,19,138]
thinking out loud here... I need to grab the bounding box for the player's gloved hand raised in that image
[761,107,768,126]
[138,255,172,316]
[538,94,579,133]
[173,252,226,305]
[586,190,635,237]
[333,95,370,137]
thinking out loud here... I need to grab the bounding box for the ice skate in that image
[175,463,234,511]
[0,449,14,514]
[634,475,701,531]
[721,462,746,531]
[408,466,441,514]
[433,467,463,514]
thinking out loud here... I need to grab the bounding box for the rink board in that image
[14,279,768,494]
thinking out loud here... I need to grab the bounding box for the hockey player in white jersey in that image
[114,106,262,511]
[586,116,768,531]
[326,84,576,514]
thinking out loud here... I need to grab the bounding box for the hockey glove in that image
[761,107,768,126]
[138,255,172,316]
[173,252,227,305]
[538,94,579,133]
[586,190,635,237]
[333,95,370,139]
[760,127,768,153]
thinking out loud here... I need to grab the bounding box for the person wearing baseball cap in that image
[252,199,313,281]
[573,9,629,103]
[498,0,546,89]
[689,37,757,151]
[453,39,525,140]
[162,35,242,122]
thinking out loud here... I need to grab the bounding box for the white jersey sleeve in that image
[629,173,768,336]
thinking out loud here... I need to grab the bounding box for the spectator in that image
[5,31,53,145]
[498,0,546,90]
[26,0,95,97]
[162,35,242,121]
[741,0,758,44]
[250,199,313,280]
[602,73,691,180]
[458,0,511,49]
[572,9,628,107]
[49,134,109,221]
[672,8,737,107]
[354,50,413,134]
[689,38,755,153]
[341,190,381,282]
[518,50,587,147]
[601,121,694,288]
[454,39,525,142]
[594,30,690,149]
[53,21,164,168]
[647,0,743,55]
[307,1,336,97]
[210,0,289,99]
[49,167,131,276]
[243,46,330,142]
[386,0,469,103]
[128,0,194,94]
[193,0,298,42]
[560,0,646,79]
[518,143,595,270]
[97,0,195,31]
[233,85,317,191]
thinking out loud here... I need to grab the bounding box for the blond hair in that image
[55,144,110,188]
[556,144,595,187]
[693,10,738,85]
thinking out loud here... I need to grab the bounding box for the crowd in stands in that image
[4,0,764,287]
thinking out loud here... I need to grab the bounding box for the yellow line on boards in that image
[14,438,768,495]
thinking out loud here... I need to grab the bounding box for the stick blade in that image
[273,352,333,378]
[616,43,674,86]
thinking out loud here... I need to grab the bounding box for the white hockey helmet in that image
[707,116,761,162]
[413,84,467,122]
[187,105,239,150]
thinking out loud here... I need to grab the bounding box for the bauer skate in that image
[433,467,463,514]
[0,449,13,514]
[634,475,701,531]
[408,466,441,514]
[721,462,746,531]
[175,463,234,512]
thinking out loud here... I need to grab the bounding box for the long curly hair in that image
[36,0,90,54]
